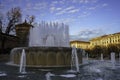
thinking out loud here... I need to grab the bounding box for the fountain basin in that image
[10,47,82,68]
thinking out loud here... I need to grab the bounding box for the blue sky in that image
[0,0,120,41]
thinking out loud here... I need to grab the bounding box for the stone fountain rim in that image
[6,62,71,69]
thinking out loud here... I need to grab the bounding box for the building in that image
[90,32,120,48]
[70,32,120,49]
[15,21,32,47]
[70,40,90,49]
[0,21,32,54]
[0,32,19,54]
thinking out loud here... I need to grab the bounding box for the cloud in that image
[56,8,62,11]
[102,3,108,7]
[70,29,105,41]
[64,6,75,11]
[50,6,55,13]
[67,9,80,13]
[53,18,76,24]
[87,6,98,10]
[34,2,48,10]
[25,2,48,11]
[0,2,4,9]
[50,7,62,13]
[56,6,80,15]
[72,0,98,4]
[78,11,91,18]
[52,1,58,4]
[50,0,65,7]
[56,10,66,15]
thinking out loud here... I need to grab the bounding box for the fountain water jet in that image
[101,54,104,61]
[29,22,69,47]
[45,72,55,80]
[71,47,79,73]
[86,53,89,60]
[110,52,116,69]
[119,52,120,62]
[19,49,26,74]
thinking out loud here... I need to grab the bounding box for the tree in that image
[107,44,119,59]
[5,7,22,34]
[107,44,118,53]
[26,15,35,25]
[116,44,120,58]
[91,46,102,58]
[0,16,2,32]
[0,13,3,33]
[0,7,22,54]
[116,44,120,52]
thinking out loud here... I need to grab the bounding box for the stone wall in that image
[11,47,82,67]
[0,32,19,54]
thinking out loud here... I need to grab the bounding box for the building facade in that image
[70,40,90,49]
[70,32,120,49]
[15,21,32,47]
[90,32,120,48]
[0,32,19,54]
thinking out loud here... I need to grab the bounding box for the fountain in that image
[101,54,104,61]
[111,52,116,69]
[2,45,120,80]
[9,21,82,68]
[29,22,69,47]
[119,52,120,62]
[19,49,26,74]
[86,53,89,60]
[45,72,55,80]
[71,47,79,73]
[1,22,120,80]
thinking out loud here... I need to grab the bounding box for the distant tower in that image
[15,20,32,47]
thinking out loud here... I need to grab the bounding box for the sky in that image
[0,0,120,41]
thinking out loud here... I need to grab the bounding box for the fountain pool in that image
[1,59,120,80]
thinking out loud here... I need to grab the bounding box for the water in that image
[86,53,89,60]
[29,22,69,47]
[111,52,115,69]
[0,60,120,80]
[19,49,26,74]
[71,47,79,73]
[59,74,76,78]
[101,54,104,61]
[119,52,120,62]
[45,72,55,80]
[0,72,7,77]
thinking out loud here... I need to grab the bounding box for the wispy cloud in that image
[25,2,48,11]
[72,0,98,4]
[102,3,108,7]
[56,6,80,15]
[53,18,76,24]
[78,11,91,18]
[87,6,98,10]
[70,29,105,41]
[64,6,75,11]
[50,6,55,13]
[50,0,65,7]
[33,2,48,10]
[50,6,62,13]
[67,9,80,13]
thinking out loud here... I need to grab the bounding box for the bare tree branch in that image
[0,13,3,33]
[26,15,35,25]
[5,7,22,34]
